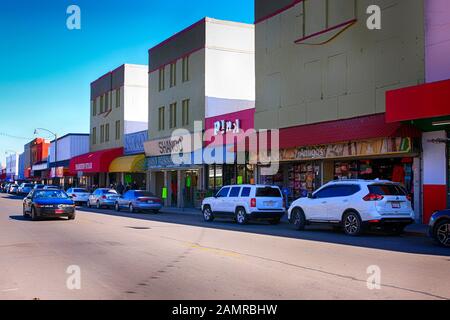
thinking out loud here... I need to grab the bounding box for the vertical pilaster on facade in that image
[177,170,183,208]
[164,171,170,207]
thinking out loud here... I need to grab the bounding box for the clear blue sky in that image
[0,0,254,166]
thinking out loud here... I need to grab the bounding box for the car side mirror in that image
[307,193,314,199]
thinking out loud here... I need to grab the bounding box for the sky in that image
[0,0,254,167]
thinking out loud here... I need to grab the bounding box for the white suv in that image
[202,185,285,225]
[287,180,415,236]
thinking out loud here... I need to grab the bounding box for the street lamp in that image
[34,128,58,177]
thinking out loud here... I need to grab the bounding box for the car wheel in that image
[96,201,101,209]
[22,205,28,217]
[129,204,135,213]
[235,207,248,225]
[115,203,121,212]
[31,207,38,221]
[343,211,362,236]
[434,219,450,248]
[203,206,214,222]
[269,218,281,225]
[68,213,76,220]
[291,208,306,231]
[87,200,91,208]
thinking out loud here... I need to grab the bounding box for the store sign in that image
[50,167,65,178]
[280,137,412,161]
[75,162,93,171]
[125,131,148,155]
[144,133,201,157]
[213,119,241,136]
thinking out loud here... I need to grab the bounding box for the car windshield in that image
[24,184,34,188]
[73,188,88,193]
[256,187,282,198]
[34,190,69,199]
[368,184,406,196]
[135,191,155,197]
[102,190,117,194]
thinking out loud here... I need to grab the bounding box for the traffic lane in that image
[75,205,450,257]
[1,194,449,300]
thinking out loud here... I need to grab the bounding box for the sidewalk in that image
[160,206,428,236]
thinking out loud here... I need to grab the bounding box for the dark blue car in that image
[23,189,76,221]
[428,209,450,247]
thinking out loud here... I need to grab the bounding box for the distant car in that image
[287,179,415,236]
[18,183,34,195]
[43,185,61,190]
[115,190,163,213]
[33,184,46,190]
[2,183,11,193]
[66,188,91,206]
[202,185,285,225]
[23,189,76,221]
[87,188,120,209]
[429,210,450,248]
[8,184,19,194]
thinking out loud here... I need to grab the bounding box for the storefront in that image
[48,160,74,188]
[204,108,256,194]
[69,147,123,189]
[145,133,205,208]
[387,79,450,223]
[109,154,146,190]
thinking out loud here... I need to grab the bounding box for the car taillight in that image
[406,194,412,202]
[363,193,384,201]
[250,198,257,208]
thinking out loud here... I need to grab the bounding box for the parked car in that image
[87,188,120,209]
[18,183,34,196]
[429,210,450,247]
[0,183,8,193]
[287,179,415,236]
[115,190,163,213]
[202,185,285,225]
[8,184,19,194]
[66,188,91,206]
[23,189,76,221]
[2,183,11,193]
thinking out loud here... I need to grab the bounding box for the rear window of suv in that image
[256,187,282,198]
[368,184,406,196]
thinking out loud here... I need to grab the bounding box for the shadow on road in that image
[76,207,450,257]
[9,215,69,222]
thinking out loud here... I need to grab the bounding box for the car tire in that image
[68,213,76,220]
[115,203,121,212]
[269,218,281,225]
[434,219,450,248]
[96,201,101,209]
[87,200,91,208]
[31,207,38,221]
[129,204,135,213]
[203,206,214,222]
[343,211,362,236]
[291,208,306,231]
[235,207,248,225]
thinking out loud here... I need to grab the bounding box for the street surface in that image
[0,193,449,300]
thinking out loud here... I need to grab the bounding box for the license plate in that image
[147,200,154,204]
[264,201,275,207]
[391,202,401,209]
[55,209,65,214]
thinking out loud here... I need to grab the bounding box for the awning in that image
[69,148,123,174]
[109,154,146,173]
[386,79,450,123]
[278,113,421,150]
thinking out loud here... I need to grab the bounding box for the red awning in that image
[386,79,450,123]
[69,148,123,174]
[278,113,420,150]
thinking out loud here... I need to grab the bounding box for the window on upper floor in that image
[182,99,190,126]
[159,67,165,92]
[92,100,97,116]
[169,102,177,129]
[170,62,177,87]
[115,120,121,140]
[116,89,121,108]
[182,56,190,82]
[92,127,97,145]
[105,123,110,142]
[158,106,165,131]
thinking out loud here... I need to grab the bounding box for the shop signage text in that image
[213,119,241,136]
[75,163,93,171]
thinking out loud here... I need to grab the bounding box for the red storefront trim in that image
[69,148,123,174]
[386,79,450,123]
[423,184,448,224]
[278,113,421,150]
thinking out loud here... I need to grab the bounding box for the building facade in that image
[254,0,425,220]
[5,153,19,182]
[29,138,50,183]
[145,17,255,208]
[70,64,148,188]
[48,133,89,188]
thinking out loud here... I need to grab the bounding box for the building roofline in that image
[50,133,90,143]
[255,0,303,24]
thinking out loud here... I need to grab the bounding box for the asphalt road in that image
[0,193,449,300]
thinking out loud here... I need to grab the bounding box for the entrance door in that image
[183,170,198,208]
[170,171,178,207]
